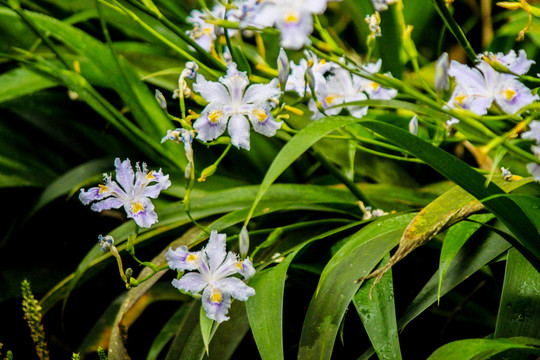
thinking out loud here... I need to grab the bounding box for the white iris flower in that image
[193,63,282,150]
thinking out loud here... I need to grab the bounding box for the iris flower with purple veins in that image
[252,0,336,49]
[286,53,337,97]
[79,158,171,228]
[309,67,368,119]
[522,120,540,144]
[478,49,535,75]
[186,5,225,52]
[166,230,256,323]
[447,58,539,115]
[193,62,281,150]
[358,60,398,100]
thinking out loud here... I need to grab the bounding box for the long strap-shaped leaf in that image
[243,116,359,228]
[358,120,540,270]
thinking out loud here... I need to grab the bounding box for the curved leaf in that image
[297,213,416,360]
[353,253,402,360]
[427,337,540,360]
[246,250,300,360]
[244,116,360,226]
[359,120,540,272]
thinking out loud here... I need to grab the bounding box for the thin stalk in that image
[109,0,220,78]
[431,0,477,61]
[1,0,70,69]
[116,0,226,71]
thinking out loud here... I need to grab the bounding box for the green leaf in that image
[246,250,300,360]
[0,67,55,104]
[354,253,402,360]
[494,195,540,340]
[204,302,250,360]
[359,120,540,271]
[165,300,203,360]
[200,305,214,356]
[427,337,540,360]
[398,220,513,330]
[438,213,495,301]
[297,213,416,360]
[245,116,359,226]
[147,306,189,360]
[31,158,112,216]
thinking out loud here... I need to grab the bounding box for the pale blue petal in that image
[166,246,201,271]
[126,197,157,228]
[527,162,540,182]
[238,257,256,280]
[213,252,240,279]
[193,74,230,104]
[495,76,539,114]
[248,105,282,137]
[228,114,251,150]
[243,78,281,105]
[205,230,228,272]
[522,121,540,143]
[172,273,207,294]
[448,61,487,94]
[277,10,313,50]
[114,158,135,195]
[79,187,105,204]
[90,197,123,212]
[202,286,231,323]
[220,63,250,104]
[194,103,229,142]
[218,277,256,301]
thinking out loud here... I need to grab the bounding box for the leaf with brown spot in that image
[360,177,533,289]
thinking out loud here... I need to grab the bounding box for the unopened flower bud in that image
[435,52,450,94]
[239,226,249,259]
[409,115,418,136]
[98,235,114,252]
[198,164,217,182]
[277,48,290,92]
[305,67,316,98]
[155,89,167,109]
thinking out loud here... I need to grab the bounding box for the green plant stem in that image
[1,0,70,69]
[310,150,370,205]
[431,0,477,61]
[128,265,169,287]
[108,0,220,78]
[115,0,225,72]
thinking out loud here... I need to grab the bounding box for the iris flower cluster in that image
[285,53,397,119]
[186,0,339,50]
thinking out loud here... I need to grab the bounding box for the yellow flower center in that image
[146,170,155,180]
[370,82,380,90]
[98,184,108,194]
[253,109,268,122]
[504,88,516,100]
[325,95,336,105]
[236,261,244,269]
[455,93,467,106]
[131,202,144,214]
[209,110,224,124]
[285,12,298,23]
[210,288,222,304]
[187,254,198,263]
